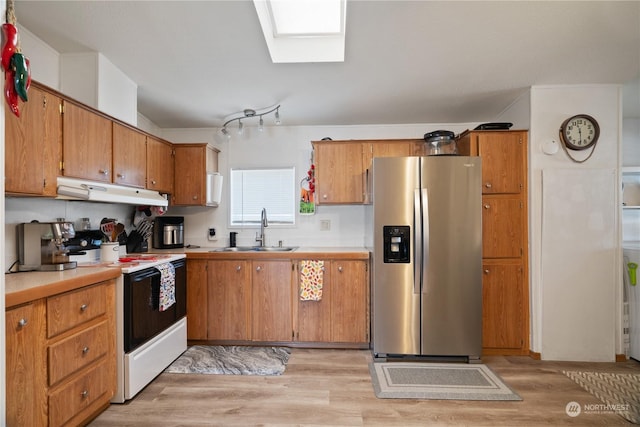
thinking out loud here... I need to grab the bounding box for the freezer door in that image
[420,156,482,357]
[372,157,421,356]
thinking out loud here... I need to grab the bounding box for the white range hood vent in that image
[57,177,168,207]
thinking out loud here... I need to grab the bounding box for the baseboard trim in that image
[616,353,628,362]
[529,350,541,360]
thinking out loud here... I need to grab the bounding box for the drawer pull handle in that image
[82,346,90,354]
[484,269,490,274]
[80,304,88,312]
[484,204,491,210]
[485,182,492,188]
[81,390,89,399]
[18,318,28,327]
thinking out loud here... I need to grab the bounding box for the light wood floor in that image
[89,348,640,426]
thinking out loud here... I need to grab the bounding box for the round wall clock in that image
[559,114,600,151]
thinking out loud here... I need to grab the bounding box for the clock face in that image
[561,114,600,150]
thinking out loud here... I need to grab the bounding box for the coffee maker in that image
[17,221,78,271]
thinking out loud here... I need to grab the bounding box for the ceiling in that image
[14,1,640,129]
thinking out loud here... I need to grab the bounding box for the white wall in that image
[17,23,59,89]
[160,123,480,248]
[527,84,622,361]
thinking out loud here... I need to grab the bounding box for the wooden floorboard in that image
[89,348,640,426]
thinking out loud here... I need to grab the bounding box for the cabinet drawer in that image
[48,359,110,427]
[47,283,107,338]
[48,320,109,386]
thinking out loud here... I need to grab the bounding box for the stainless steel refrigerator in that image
[371,156,482,362]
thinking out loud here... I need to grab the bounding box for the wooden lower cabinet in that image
[187,256,370,347]
[186,259,208,340]
[5,280,116,427]
[208,260,252,341]
[295,259,369,345]
[251,260,293,342]
[482,261,526,353]
[5,300,48,427]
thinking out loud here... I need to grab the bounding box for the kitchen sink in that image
[209,246,298,252]
[253,246,298,252]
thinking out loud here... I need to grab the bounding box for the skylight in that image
[253,0,346,63]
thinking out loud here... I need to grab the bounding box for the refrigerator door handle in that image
[414,189,422,294]
[421,188,429,294]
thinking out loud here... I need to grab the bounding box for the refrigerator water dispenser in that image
[383,225,410,263]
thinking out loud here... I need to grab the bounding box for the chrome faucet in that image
[255,208,268,247]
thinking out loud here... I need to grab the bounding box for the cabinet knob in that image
[337,266,343,272]
[151,179,157,185]
[81,390,89,399]
[236,265,242,271]
[18,318,28,327]
[82,346,90,354]
[256,266,262,272]
[484,204,491,209]
[117,173,125,179]
[485,182,492,188]
[192,195,198,200]
[484,269,490,274]
[99,169,109,176]
[80,304,88,312]
[322,194,328,199]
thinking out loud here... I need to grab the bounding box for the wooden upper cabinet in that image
[112,123,146,188]
[457,130,526,194]
[62,100,113,182]
[173,143,218,206]
[313,141,366,204]
[146,135,174,194]
[5,84,62,196]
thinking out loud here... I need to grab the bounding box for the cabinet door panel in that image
[315,142,365,204]
[187,260,208,340]
[173,144,206,205]
[62,101,112,182]
[6,301,47,427]
[477,132,524,194]
[331,260,368,343]
[113,123,146,188]
[482,263,524,349]
[252,261,292,342]
[208,260,251,340]
[5,85,61,195]
[147,136,174,194]
[482,196,523,258]
[297,261,331,342]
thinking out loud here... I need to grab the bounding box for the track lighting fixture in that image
[220,105,281,139]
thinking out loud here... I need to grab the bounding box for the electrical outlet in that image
[320,220,331,231]
[208,228,217,241]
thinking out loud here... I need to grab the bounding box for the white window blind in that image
[230,167,296,226]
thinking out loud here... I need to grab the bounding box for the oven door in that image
[123,259,186,353]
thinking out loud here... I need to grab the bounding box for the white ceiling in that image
[14,1,640,128]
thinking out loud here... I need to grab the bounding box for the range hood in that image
[57,177,168,207]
